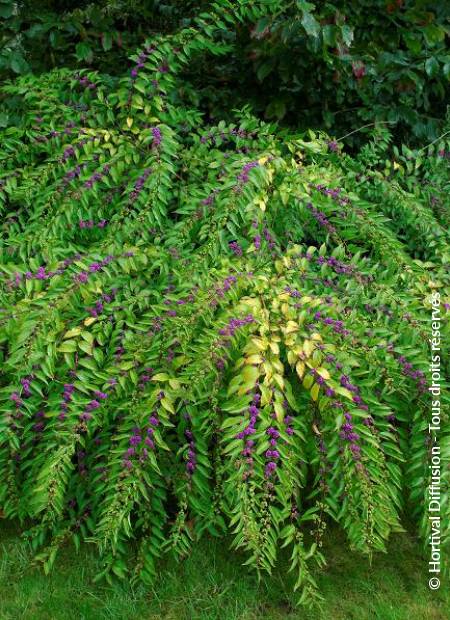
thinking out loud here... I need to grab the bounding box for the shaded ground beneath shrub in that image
[0,521,448,619]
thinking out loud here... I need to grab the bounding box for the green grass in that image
[0,521,448,620]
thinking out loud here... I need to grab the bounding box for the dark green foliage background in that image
[1,0,449,143]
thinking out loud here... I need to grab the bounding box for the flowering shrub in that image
[0,2,449,607]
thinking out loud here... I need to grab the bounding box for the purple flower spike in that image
[152,127,162,147]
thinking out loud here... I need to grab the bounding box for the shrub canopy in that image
[0,0,449,606]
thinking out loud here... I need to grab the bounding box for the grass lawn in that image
[0,520,448,620]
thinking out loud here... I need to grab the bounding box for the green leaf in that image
[403,33,421,55]
[443,62,450,80]
[102,32,113,51]
[76,43,94,63]
[10,53,29,74]
[425,57,439,78]
[241,365,259,389]
[152,373,170,382]
[322,25,336,47]
[0,2,14,18]
[423,25,445,46]
[301,11,320,38]
[57,340,77,353]
[257,59,275,82]
[341,25,354,47]
[265,100,286,120]
[255,17,270,34]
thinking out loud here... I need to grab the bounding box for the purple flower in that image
[265,450,280,459]
[237,161,259,184]
[229,241,243,256]
[185,427,196,476]
[305,202,336,234]
[265,461,277,477]
[202,195,214,206]
[152,127,162,147]
[86,400,100,411]
[94,391,108,399]
[266,427,280,439]
[36,267,47,280]
[75,272,89,284]
[10,392,22,405]
[328,140,339,152]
